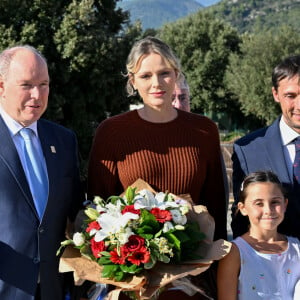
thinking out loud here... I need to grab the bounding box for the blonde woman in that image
[88,36,227,298]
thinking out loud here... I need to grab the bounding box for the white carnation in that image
[72,232,85,246]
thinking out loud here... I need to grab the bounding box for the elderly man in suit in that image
[0,45,83,299]
[172,74,191,112]
[231,54,300,239]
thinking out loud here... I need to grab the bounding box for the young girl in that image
[217,171,300,300]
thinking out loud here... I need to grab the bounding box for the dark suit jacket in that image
[0,116,83,299]
[231,117,300,238]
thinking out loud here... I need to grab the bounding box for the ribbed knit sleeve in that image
[88,109,227,240]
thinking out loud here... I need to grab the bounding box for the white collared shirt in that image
[0,105,48,190]
[279,116,300,175]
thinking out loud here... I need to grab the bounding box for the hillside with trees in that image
[158,0,300,130]
[119,0,300,33]
[207,0,300,33]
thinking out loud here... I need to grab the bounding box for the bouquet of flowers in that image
[58,183,205,279]
[58,179,231,299]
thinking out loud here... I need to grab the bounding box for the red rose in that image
[122,205,140,215]
[123,235,145,253]
[127,246,150,265]
[90,237,106,258]
[110,247,127,265]
[150,207,172,223]
[86,220,101,233]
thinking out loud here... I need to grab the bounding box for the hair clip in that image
[240,181,244,191]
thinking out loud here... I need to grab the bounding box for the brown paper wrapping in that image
[59,179,231,299]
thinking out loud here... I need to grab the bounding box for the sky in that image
[121,0,222,6]
[196,0,221,6]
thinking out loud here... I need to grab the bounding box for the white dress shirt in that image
[0,105,48,195]
[279,116,300,175]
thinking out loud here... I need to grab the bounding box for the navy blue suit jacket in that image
[231,117,300,238]
[0,115,82,299]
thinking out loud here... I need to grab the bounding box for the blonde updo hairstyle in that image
[126,36,182,96]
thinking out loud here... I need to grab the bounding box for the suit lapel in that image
[264,118,291,183]
[0,115,37,212]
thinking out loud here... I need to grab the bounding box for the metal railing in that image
[221,143,233,200]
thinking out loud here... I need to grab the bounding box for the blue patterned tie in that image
[19,128,48,218]
[293,137,300,184]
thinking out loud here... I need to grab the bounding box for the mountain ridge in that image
[118,0,205,29]
[119,0,300,33]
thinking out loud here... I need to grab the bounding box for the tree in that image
[0,0,142,163]
[52,0,143,163]
[226,26,300,125]
[158,11,241,130]
[207,0,300,34]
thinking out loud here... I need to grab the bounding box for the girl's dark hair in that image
[239,170,286,204]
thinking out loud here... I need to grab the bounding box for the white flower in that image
[72,232,85,246]
[133,189,157,210]
[134,190,181,210]
[174,225,185,230]
[93,196,103,205]
[105,201,123,217]
[92,196,106,213]
[154,192,167,205]
[96,205,106,213]
[153,237,173,256]
[171,209,187,225]
[115,227,134,245]
[88,227,99,236]
[163,221,174,233]
[179,204,189,215]
[94,211,139,242]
